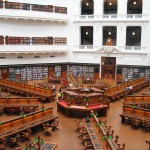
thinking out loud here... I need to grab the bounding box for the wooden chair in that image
[43,123,52,136]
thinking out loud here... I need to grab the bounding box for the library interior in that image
[0,0,149,150]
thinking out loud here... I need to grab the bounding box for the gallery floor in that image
[0,83,149,150]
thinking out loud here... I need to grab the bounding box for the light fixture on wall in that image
[132,32,135,35]
[86,3,89,6]
[108,32,111,35]
[133,1,137,5]
[109,2,112,5]
[86,31,89,35]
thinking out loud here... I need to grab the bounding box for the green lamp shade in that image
[109,135,113,140]
[101,122,104,126]
[90,113,93,117]
[95,123,99,127]
[102,136,106,140]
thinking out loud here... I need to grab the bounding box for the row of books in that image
[0,0,3,8]
[121,68,150,80]
[2,1,67,14]
[0,36,4,44]
[68,65,95,77]
[9,66,48,80]
[1,36,67,45]
[32,4,53,13]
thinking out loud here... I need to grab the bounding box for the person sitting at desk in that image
[58,88,63,100]
[125,86,133,91]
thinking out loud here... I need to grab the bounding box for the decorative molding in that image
[96,46,123,55]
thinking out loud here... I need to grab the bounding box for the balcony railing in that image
[74,14,148,22]
[74,45,147,54]
[0,45,68,54]
[0,9,69,22]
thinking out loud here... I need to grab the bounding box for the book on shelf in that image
[31,4,53,12]
[0,0,3,8]
[32,37,53,45]
[55,6,67,14]
[0,36,4,44]
[5,36,30,45]
[5,1,30,10]
[54,37,67,45]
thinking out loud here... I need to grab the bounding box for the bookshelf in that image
[83,66,88,78]
[89,66,94,78]
[2,36,67,45]
[26,67,32,80]
[120,67,150,81]
[9,68,15,81]
[31,4,53,12]
[5,36,30,45]
[55,6,67,14]
[54,37,67,45]
[32,37,53,45]
[5,1,30,10]
[55,66,61,77]
[0,36,4,44]
[68,65,94,78]
[43,66,48,78]
[4,1,67,14]
[8,66,49,81]
[21,67,26,81]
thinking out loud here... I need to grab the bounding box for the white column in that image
[118,0,127,17]
[75,0,81,17]
[94,0,103,17]
[117,25,126,47]
[74,25,80,47]
[93,25,102,47]
[142,0,148,16]
[141,25,147,48]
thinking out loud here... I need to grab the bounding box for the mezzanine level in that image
[0,1,68,22]
[74,14,149,23]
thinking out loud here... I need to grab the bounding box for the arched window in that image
[104,0,117,14]
[81,0,94,15]
[127,0,142,14]
[126,26,141,46]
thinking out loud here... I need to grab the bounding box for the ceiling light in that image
[109,2,112,5]
[108,32,111,35]
[86,3,89,6]
[86,32,88,35]
[133,1,136,5]
[132,32,135,35]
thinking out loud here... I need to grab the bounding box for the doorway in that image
[101,57,116,79]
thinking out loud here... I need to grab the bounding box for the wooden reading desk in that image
[0,107,57,140]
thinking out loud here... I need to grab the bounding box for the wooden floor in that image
[0,80,150,150]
